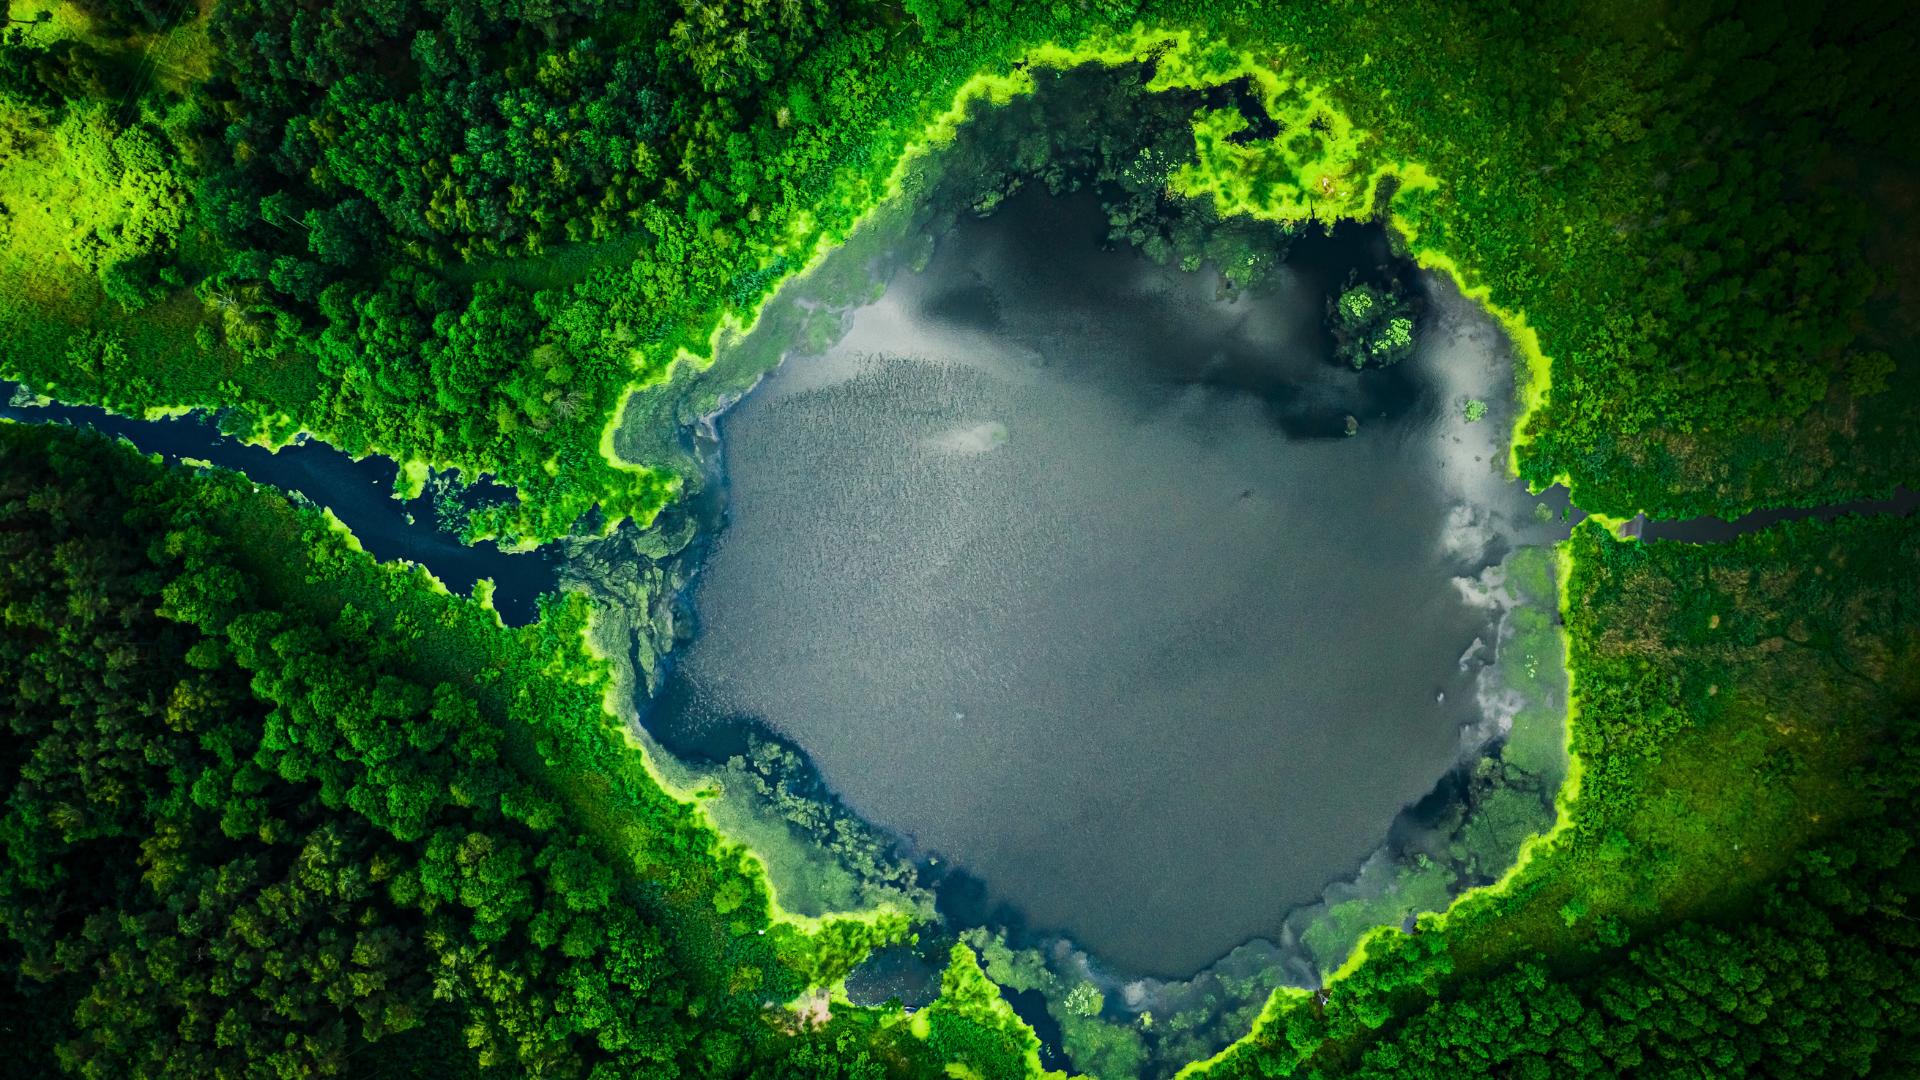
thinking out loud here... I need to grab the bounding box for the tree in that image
[1329,281,1417,369]
[0,425,928,1078]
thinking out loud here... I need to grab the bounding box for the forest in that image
[6,0,1913,539]
[0,421,931,1077]
[2,0,1918,1076]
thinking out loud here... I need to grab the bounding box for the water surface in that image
[0,384,558,625]
[647,190,1563,976]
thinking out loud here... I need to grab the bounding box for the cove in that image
[639,187,1572,978]
[0,383,560,626]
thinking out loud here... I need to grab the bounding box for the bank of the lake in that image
[570,149,1588,1074]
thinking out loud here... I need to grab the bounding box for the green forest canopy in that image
[3,0,1916,536]
[1,0,1919,1076]
[0,422,926,1078]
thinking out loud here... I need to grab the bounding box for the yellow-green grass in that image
[1188,516,1920,1076]
[186,459,904,998]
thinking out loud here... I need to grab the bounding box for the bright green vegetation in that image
[564,510,934,924]
[1328,283,1416,370]
[966,929,1157,1079]
[914,945,1060,1080]
[0,424,926,1077]
[1255,546,1569,994]
[2,0,1919,1077]
[1191,516,1920,1078]
[930,541,1574,1079]
[6,0,1908,538]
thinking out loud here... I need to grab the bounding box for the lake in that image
[642,188,1569,977]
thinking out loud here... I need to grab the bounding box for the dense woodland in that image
[0,424,929,1078]
[1201,518,1920,1078]
[6,428,1915,1079]
[3,0,1915,534]
[2,0,1920,1076]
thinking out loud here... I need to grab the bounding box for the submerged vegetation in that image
[7,0,1914,526]
[1196,516,1920,1078]
[1329,282,1417,370]
[1,0,1917,1076]
[0,424,929,1068]
[0,423,923,1076]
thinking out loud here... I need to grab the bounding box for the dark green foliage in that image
[1345,730,1920,1079]
[916,945,1040,1080]
[0,425,942,1078]
[0,427,665,1074]
[0,35,125,107]
[1328,282,1415,369]
[1244,0,1920,514]
[1200,516,1920,1079]
[6,0,1918,541]
[200,0,676,262]
[3,0,1920,1075]
[1,431,445,1076]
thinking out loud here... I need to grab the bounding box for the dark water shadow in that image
[1629,487,1920,542]
[0,382,560,625]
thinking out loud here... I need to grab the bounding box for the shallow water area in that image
[0,384,559,625]
[645,189,1567,978]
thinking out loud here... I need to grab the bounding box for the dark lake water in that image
[643,189,1572,977]
[11,174,1905,1004]
[1631,489,1919,542]
[0,385,558,625]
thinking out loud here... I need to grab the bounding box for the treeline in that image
[0,423,945,1078]
[1201,0,1920,514]
[6,0,1916,538]
[1210,718,1920,1079]
[1198,515,1920,1078]
[1353,782,1920,1077]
